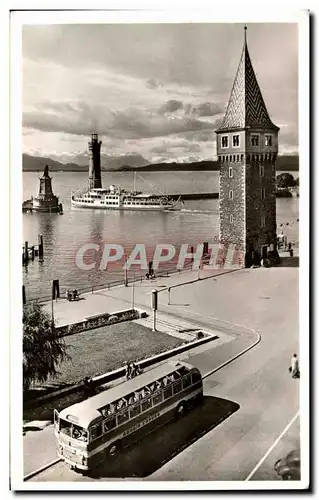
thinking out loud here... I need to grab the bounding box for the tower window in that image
[229,167,233,178]
[232,135,240,147]
[251,134,259,146]
[221,136,229,148]
[260,165,264,177]
[265,135,272,146]
[261,215,266,228]
[261,188,265,200]
[229,190,233,200]
[230,214,233,223]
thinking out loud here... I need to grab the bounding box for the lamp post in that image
[152,289,158,332]
[132,271,135,309]
[124,254,128,287]
[197,261,201,280]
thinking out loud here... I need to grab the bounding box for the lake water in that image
[23,171,299,300]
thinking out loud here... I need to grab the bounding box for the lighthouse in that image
[216,27,279,267]
[88,133,102,190]
[31,165,62,213]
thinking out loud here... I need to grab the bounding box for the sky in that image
[22,22,299,163]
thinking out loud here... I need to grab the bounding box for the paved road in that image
[26,262,305,485]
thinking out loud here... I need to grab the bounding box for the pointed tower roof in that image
[217,27,279,133]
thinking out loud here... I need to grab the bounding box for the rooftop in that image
[216,30,279,133]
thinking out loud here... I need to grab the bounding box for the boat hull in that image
[71,201,174,211]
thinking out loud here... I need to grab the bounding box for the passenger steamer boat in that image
[71,185,180,211]
[71,133,181,212]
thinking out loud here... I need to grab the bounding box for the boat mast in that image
[133,170,136,192]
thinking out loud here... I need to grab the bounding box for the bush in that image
[276,173,296,188]
[23,302,70,390]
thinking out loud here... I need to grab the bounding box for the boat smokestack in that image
[88,133,102,189]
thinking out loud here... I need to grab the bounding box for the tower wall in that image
[88,133,102,189]
[218,158,246,251]
[245,155,277,257]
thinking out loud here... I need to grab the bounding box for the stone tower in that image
[88,133,102,189]
[216,27,279,267]
[32,165,60,212]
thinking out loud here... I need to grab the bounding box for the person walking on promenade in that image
[289,353,300,379]
[125,362,132,380]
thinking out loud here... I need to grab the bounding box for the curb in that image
[202,328,261,380]
[24,458,61,481]
[159,268,240,292]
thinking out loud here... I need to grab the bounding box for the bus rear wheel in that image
[176,401,187,418]
[108,442,120,457]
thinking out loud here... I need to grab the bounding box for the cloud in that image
[185,102,224,117]
[146,79,162,89]
[157,99,183,114]
[23,100,217,141]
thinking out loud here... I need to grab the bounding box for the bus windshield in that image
[60,418,88,442]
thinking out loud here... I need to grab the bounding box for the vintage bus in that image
[54,360,203,472]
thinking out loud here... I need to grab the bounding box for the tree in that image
[276,173,296,188]
[23,301,70,390]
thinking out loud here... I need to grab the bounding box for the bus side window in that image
[90,423,103,441]
[163,386,173,400]
[182,374,191,389]
[141,397,152,412]
[191,371,201,384]
[129,403,141,419]
[173,380,182,394]
[104,416,116,433]
[152,391,163,406]
[117,410,129,426]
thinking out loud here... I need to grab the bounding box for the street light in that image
[152,289,158,332]
[132,271,135,309]
[124,254,128,287]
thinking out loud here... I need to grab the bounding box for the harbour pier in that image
[22,234,44,265]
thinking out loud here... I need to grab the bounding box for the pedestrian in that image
[131,362,137,378]
[136,363,143,375]
[125,362,132,380]
[289,353,300,379]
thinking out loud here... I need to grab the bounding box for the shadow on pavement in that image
[276,257,299,268]
[89,395,239,479]
[169,302,190,307]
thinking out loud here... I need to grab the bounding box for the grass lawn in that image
[49,321,183,386]
[23,321,184,422]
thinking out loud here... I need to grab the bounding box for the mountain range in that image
[22,153,299,173]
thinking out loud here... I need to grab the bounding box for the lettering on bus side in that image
[122,412,160,437]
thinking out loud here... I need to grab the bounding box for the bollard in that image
[38,235,44,259]
[190,246,194,263]
[52,279,60,300]
[22,285,26,305]
[24,241,29,263]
